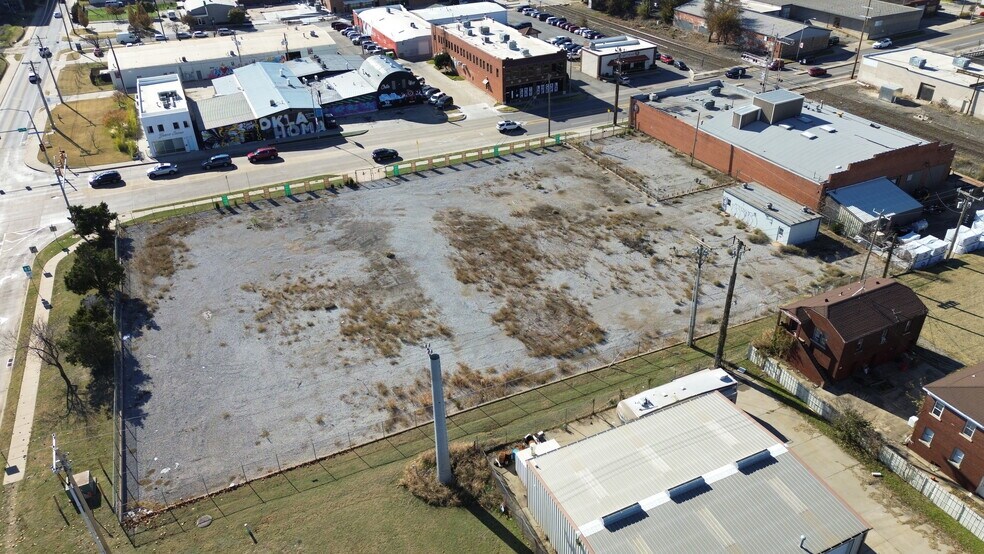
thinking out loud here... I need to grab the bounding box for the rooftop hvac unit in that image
[521,48,530,57]
[649,93,660,102]
[709,86,721,96]
[463,20,471,28]
[704,100,715,109]
[508,40,517,50]
[501,33,509,42]
[953,57,971,69]
[479,26,490,35]
[908,56,926,69]
[467,29,474,36]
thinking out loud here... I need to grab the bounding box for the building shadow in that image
[465,502,533,554]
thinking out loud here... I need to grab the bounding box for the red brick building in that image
[777,278,927,386]
[431,18,566,104]
[630,83,955,210]
[909,364,984,497]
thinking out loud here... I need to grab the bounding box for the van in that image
[116,32,139,44]
[201,154,232,170]
[167,10,178,20]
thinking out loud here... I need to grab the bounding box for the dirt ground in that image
[121,136,864,503]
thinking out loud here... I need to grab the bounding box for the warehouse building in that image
[352,6,432,61]
[431,18,566,104]
[108,28,338,89]
[183,0,238,25]
[823,177,924,236]
[723,183,822,245]
[136,74,199,157]
[411,2,507,26]
[519,392,870,554]
[860,48,984,120]
[315,55,424,116]
[580,35,659,79]
[761,0,923,39]
[674,0,831,58]
[630,82,955,210]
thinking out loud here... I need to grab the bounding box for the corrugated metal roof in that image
[777,0,921,19]
[529,393,869,553]
[358,55,407,89]
[826,178,924,224]
[781,278,927,343]
[676,0,829,39]
[725,183,821,226]
[925,363,984,425]
[233,63,316,119]
[197,92,254,129]
[530,393,779,527]
[588,452,870,553]
[411,1,505,23]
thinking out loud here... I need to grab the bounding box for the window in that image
[920,427,934,446]
[880,329,888,344]
[157,124,164,132]
[949,447,965,466]
[183,121,190,128]
[173,122,180,130]
[962,421,976,440]
[855,339,863,353]
[147,126,154,134]
[931,400,945,418]
[811,328,827,348]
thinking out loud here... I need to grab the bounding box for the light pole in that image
[36,38,64,104]
[0,108,72,213]
[794,20,808,63]
[850,0,874,80]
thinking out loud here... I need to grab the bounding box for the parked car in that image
[428,92,447,104]
[828,36,840,46]
[201,154,232,170]
[497,120,522,132]
[420,85,438,97]
[725,67,746,79]
[674,60,688,70]
[146,163,179,178]
[342,28,359,36]
[53,10,61,18]
[434,96,453,109]
[659,53,674,64]
[549,36,570,45]
[601,74,629,85]
[193,30,208,38]
[536,12,551,21]
[331,21,351,30]
[545,16,560,25]
[808,66,827,77]
[372,148,399,163]
[217,28,234,36]
[154,32,167,41]
[247,146,278,163]
[176,31,192,39]
[872,38,892,49]
[513,21,533,30]
[768,59,784,71]
[516,4,530,11]
[88,170,122,187]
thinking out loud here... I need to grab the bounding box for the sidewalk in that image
[3,245,75,484]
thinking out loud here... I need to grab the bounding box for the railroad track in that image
[546,4,738,70]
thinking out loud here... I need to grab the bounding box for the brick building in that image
[431,17,566,104]
[630,82,955,210]
[909,363,984,497]
[777,278,927,386]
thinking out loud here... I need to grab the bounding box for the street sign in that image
[22,265,32,277]
[17,128,27,132]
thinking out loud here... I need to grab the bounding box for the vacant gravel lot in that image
[122,137,863,503]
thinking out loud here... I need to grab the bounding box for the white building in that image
[860,48,984,120]
[136,75,199,157]
[353,6,432,61]
[722,182,822,245]
[580,35,660,79]
[411,2,507,26]
[519,393,870,554]
[615,368,738,422]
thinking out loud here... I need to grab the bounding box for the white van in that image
[116,32,140,44]
[167,10,178,20]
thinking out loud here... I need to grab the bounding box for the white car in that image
[54,10,62,18]
[497,120,522,132]
[146,162,179,178]
[872,38,892,49]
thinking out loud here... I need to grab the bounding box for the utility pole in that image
[881,233,897,278]
[687,239,710,347]
[860,212,886,280]
[51,435,111,553]
[152,0,167,37]
[37,38,64,104]
[850,0,874,80]
[105,37,126,96]
[29,61,55,125]
[690,111,701,166]
[612,48,623,127]
[945,189,978,259]
[714,238,745,368]
[547,81,552,137]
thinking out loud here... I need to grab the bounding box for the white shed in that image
[722,183,821,245]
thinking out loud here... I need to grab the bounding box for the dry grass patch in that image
[43,96,134,167]
[339,294,451,357]
[56,62,113,95]
[132,218,198,305]
[493,289,605,358]
[437,209,543,289]
[400,443,501,511]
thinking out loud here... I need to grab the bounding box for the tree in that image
[180,13,196,28]
[70,2,80,23]
[636,0,651,19]
[64,242,125,298]
[703,0,717,41]
[25,321,81,411]
[68,202,117,245]
[227,8,246,25]
[659,0,688,24]
[59,301,116,382]
[127,3,152,29]
[706,0,742,44]
[78,6,89,27]
[433,52,452,70]
[106,5,125,19]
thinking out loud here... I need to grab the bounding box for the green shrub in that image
[778,244,806,256]
[746,229,769,245]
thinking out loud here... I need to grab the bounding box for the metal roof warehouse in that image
[522,393,870,554]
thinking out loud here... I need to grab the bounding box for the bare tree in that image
[22,320,82,412]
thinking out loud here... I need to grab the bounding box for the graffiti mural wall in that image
[200,120,262,149]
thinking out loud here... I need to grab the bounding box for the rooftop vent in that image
[908,56,926,69]
[601,503,647,530]
[778,123,793,130]
[463,20,471,28]
[801,131,817,139]
[668,476,709,502]
[709,86,721,97]
[501,33,509,42]
[704,100,715,109]
[269,99,277,107]
[479,25,490,35]
[467,28,474,36]
[648,92,660,102]
[742,183,752,190]
[521,48,530,57]
[953,57,971,69]
[736,449,774,473]
[410,22,417,28]
[819,124,836,133]
[870,122,881,128]
[508,40,517,50]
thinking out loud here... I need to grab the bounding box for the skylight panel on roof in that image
[801,131,817,139]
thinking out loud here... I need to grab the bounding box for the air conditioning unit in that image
[908,56,926,69]
[953,57,971,69]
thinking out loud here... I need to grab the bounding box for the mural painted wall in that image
[257,110,326,140]
[200,120,262,149]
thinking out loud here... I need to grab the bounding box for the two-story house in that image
[908,363,984,497]
[777,278,927,386]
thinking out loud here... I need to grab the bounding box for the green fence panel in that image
[493,145,500,157]
[221,195,229,207]
[284,184,291,196]
[393,164,400,177]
